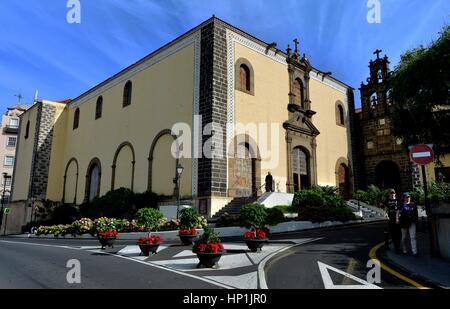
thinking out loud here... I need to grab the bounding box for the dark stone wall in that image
[29,103,56,200]
[198,19,228,198]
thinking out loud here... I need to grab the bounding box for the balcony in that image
[3,125,19,134]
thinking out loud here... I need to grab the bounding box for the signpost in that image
[409,144,439,257]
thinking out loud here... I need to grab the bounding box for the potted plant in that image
[137,235,161,256]
[244,228,269,252]
[192,226,225,268]
[240,204,269,252]
[179,228,198,245]
[178,208,200,245]
[97,231,118,249]
[135,208,164,255]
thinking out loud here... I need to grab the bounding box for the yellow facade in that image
[233,42,352,191]
[424,155,450,183]
[12,18,355,217]
[12,104,39,201]
[54,43,195,203]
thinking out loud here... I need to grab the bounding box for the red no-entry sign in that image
[410,144,434,165]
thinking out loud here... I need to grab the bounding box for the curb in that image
[8,218,387,241]
[376,247,446,289]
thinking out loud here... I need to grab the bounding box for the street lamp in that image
[0,172,10,230]
[175,163,184,219]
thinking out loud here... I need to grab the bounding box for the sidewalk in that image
[383,231,450,289]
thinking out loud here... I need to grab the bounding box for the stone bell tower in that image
[356,50,416,193]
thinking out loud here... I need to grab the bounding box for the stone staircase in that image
[212,196,258,219]
[347,199,386,219]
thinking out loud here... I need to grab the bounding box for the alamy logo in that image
[66,0,81,24]
[367,0,381,24]
[66,259,81,284]
[367,259,381,284]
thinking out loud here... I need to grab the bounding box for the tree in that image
[390,25,450,158]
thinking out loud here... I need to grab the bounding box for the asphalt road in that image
[0,222,419,289]
[0,238,221,289]
[265,222,414,289]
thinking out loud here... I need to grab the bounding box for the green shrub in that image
[352,185,388,207]
[323,194,346,208]
[133,191,159,210]
[315,185,339,196]
[196,216,208,228]
[51,204,80,224]
[429,182,450,205]
[71,218,94,235]
[266,208,285,226]
[93,217,118,233]
[353,190,369,203]
[179,208,199,229]
[135,208,164,230]
[195,226,221,245]
[240,204,267,229]
[292,189,325,209]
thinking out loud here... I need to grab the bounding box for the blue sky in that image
[0,0,449,110]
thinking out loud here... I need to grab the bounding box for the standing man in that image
[382,189,401,253]
[265,172,274,192]
[397,193,419,256]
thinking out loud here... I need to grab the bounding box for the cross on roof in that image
[374,49,382,59]
[293,38,299,51]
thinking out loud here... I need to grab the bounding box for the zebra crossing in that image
[78,238,319,289]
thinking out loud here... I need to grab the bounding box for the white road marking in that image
[152,253,254,271]
[318,261,382,289]
[258,238,324,289]
[101,252,235,289]
[173,250,196,258]
[205,271,258,289]
[0,239,234,289]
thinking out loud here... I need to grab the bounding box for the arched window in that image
[370,93,378,109]
[73,108,80,130]
[123,81,132,107]
[293,78,304,108]
[95,96,103,119]
[240,64,251,92]
[386,89,393,106]
[336,104,345,126]
[235,58,254,95]
[25,120,30,139]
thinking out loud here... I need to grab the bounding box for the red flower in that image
[179,228,197,236]
[193,243,225,254]
[243,229,267,240]
[137,235,161,245]
[98,231,118,238]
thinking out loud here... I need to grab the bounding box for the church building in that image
[11,17,356,218]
